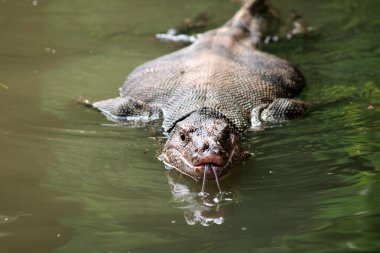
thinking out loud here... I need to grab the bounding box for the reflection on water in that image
[0,0,379,252]
[167,169,239,226]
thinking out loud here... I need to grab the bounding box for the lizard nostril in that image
[203,141,209,150]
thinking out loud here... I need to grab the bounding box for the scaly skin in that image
[158,110,249,181]
[80,0,308,186]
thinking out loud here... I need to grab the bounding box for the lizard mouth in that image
[192,156,226,194]
[159,143,243,194]
[160,148,227,179]
[193,155,224,168]
[192,157,224,180]
[161,144,239,176]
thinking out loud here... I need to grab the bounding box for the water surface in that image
[0,0,379,252]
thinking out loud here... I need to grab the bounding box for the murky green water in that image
[1,0,379,252]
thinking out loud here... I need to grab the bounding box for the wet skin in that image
[159,111,248,191]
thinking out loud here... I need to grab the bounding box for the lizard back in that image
[119,1,305,131]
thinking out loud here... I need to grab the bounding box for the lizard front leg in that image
[77,96,160,122]
[251,98,308,127]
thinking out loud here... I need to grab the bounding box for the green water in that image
[0,0,379,252]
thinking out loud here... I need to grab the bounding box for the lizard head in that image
[159,110,246,183]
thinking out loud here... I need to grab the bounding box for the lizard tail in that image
[225,0,278,45]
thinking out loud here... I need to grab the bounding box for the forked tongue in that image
[212,165,222,193]
[200,164,222,194]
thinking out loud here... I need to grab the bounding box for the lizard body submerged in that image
[83,0,308,187]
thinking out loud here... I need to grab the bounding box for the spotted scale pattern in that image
[95,0,306,132]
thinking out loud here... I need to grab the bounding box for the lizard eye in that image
[179,132,186,142]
